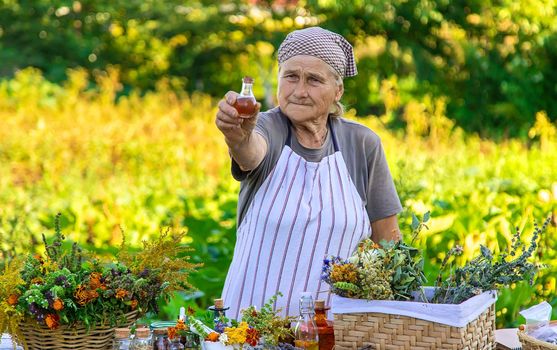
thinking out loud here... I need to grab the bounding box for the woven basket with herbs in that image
[323,214,548,350]
[0,213,200,350]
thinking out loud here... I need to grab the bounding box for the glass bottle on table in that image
[294,292,319,350]
[208,298,229,334]
[234,76,257,117]
[113,327,131,350]
[130,327,152,350]
[314,300,334,350]
[152,327,169,350]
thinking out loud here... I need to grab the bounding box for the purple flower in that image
[138,268,150,278]
[29,302,41,315]
[214,321,225,333]
[55,275,67,285]
[44,291,54,303]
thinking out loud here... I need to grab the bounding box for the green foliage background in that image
[1,0,557,329]
[1,0,556,135]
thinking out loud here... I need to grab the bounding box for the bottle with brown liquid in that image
[234,76,257,117]
[314,300,334,350]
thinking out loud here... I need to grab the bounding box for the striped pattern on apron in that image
[222,118,371,319]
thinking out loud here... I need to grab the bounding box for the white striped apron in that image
[222,118,371,319]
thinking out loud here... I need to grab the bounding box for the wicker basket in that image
[518,321,557,350]
[333,303,495,350]
[18,310,138,350]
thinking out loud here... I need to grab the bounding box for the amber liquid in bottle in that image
[234,76,257,118]
[314,300,335,350]
[294,340,319,350]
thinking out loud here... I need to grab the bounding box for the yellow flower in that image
[330,263,358,283]
[224,322,249,345]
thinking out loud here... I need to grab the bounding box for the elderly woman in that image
[215,27,402,318]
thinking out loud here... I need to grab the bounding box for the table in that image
[495,328,522,350]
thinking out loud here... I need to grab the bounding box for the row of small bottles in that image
[295,293,335,350]
[113,295,333,350]
[210,295,334,350]
[113,326,186,350]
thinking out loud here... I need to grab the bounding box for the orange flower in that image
[34,254,43,263]
[89,272,103,290]
[167,326,177,340]
[52,298,64,311]
[176,319,186,331]
[31,277,43,285]
[45,314,60,330]
[130,299,138,310]
[115,288,128,300]
[206,332,220,342]
[7,294,19,306]
[246,328,260,346]
[75,285,98,305]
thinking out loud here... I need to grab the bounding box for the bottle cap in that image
[315,300,325,309]
[152,328,168,335]
[114,327,130,338]
[214,298,224,309]
[243,76,254,84]
[136,327,150,338]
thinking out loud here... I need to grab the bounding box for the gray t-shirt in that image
[232,107,402,225]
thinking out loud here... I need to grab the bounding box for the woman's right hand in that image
[215,91,261,147]
[215,91,266,172]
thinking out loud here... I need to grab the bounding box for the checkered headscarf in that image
[278,27,357,78]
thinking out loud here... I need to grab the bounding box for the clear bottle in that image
[294,292,319,350]
[152,327,169,350]
[208,298,229,334]
[131,327,152,350]
[169,338,185,350]
[113,327,131,350]
[234,76,257,117]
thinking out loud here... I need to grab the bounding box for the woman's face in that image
[278,55,343,124]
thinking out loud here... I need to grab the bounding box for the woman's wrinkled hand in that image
[215,91,261,147]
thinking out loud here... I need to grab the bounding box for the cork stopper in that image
[135,327,150,338]
[214,298,224,309]
[152,328,168,335]
[114,327,130,338]
[242,76,254,84]
[315,300,325,310]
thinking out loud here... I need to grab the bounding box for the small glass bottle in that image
[113,327,131,350]
[208,298,229,333]
[131,327,152,350]
[169,338,185,350]
[294,292,319,350]
[234,76,257,117]
[152,327,169,350]
[314,300,334,350]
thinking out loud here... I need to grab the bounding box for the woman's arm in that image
[371,214,401,244]
[215,91,267,171]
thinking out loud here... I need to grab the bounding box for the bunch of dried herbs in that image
[432,218,549,304]
[321,213,428,301]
